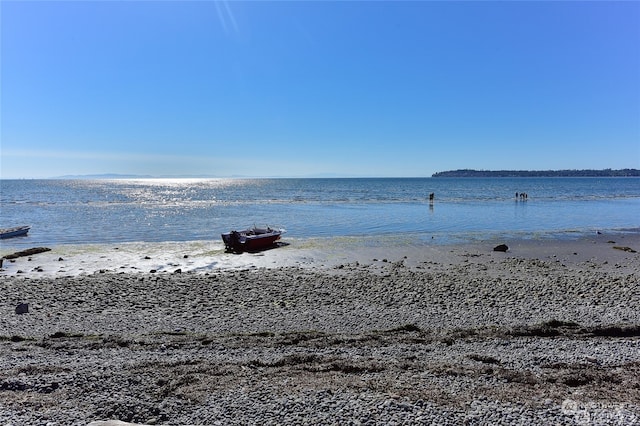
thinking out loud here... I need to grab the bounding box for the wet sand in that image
[1,233,639,424]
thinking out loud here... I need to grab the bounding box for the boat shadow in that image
[226,241,290,255]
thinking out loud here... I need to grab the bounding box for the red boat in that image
[221,226,285,253]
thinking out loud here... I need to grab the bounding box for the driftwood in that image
[613,246,637,253]
[2,247,51,260]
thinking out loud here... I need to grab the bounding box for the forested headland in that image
[432,169,640,178]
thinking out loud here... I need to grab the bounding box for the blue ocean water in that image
[1,177,639,250]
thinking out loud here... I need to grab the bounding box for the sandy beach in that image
[1,233,639,425]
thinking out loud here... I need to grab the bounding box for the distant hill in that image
[54,173,155,179]
[432,169,640,178]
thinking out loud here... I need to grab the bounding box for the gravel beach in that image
[1,234,639,425]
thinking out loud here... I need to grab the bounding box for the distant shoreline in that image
[2,170,639,180]
[432,168,640,178]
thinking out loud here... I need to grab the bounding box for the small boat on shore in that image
[221,226,285,253]
[0,226,31,239]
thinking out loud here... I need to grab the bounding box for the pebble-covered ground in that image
[1,237,639,425]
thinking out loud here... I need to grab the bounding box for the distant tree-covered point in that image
[432,169,640,178]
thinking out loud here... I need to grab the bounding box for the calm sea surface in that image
[1,177,639,250]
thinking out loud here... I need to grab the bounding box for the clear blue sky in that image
[2,1,639,178]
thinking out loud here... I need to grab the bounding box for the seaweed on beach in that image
[249,353,385,374]
[384,323,423,333]
[49,331,85,339]
[467,353,501,365]
[589,325,640,337]
[0,335,32,342]
[278,330,328,346]
[542,362,625,388]
[250,353,322,368]
[508,319,582,337]
[503,321,640,339]
[541,319,580,328]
